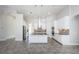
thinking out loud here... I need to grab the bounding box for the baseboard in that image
[0,37,15,41]
[15,39,23,41]
[52,38,79,45]
[0,39,6,41]
[62,43,79,45]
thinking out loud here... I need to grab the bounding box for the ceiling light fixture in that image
[35,5,37,7]
[41,5,43,7]
[30,12,32,14]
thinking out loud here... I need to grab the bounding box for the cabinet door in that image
[61,35,70,45]
[29,35,48,43]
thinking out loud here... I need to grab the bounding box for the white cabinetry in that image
[29,35,48,43]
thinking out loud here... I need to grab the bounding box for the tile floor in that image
[0,38,79,54]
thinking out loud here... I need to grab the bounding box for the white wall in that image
[16,14,27,41]
[16,14,23,41]
[55,5,79,45]
[0,10,27,41]
[0,15,3,39]
[69,6,79,45]
[23,20,27,26]
[70,5,79,17]
[56,6,69,19]
[69,17,79,44]
[0,13,16,41]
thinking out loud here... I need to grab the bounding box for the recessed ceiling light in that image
[41,5,43,7]
[30,12,32,14]
[34,5,37,7]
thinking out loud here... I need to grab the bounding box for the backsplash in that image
[58,28,69,35]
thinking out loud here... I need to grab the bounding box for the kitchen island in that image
[29,34,48,43]
[28,27,48,43]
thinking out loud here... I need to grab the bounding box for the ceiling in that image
[0,5,66,18]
